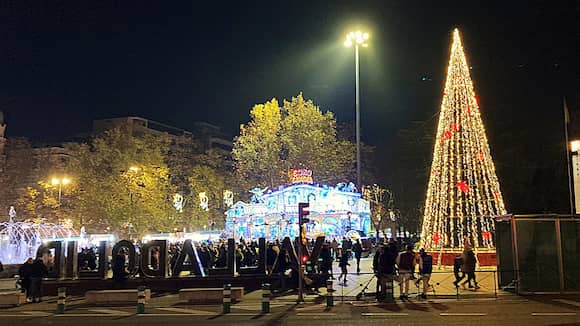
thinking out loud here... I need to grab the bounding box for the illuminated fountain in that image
[0,207,79,264]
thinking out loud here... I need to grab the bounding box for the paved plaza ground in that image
[2,257,577,325]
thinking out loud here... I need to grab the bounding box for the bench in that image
[85,289,151,304]
[179,287,244,304]
[0,291,26,306]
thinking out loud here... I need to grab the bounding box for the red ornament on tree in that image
[493,191,500,200]
[467,105,471,115]
[450,122,460,132]
[444,130,452,139]
[456,181,470,193]
[478,151,484,161]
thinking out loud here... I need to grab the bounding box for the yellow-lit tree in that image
[421,29,507,250]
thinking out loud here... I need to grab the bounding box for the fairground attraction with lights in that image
[225,169,372,241]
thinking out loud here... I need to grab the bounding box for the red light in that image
[302,256,308,263]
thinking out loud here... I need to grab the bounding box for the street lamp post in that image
[51,177,71,206]
[344,31,369,192]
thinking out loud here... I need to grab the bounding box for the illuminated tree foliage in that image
[421,29,507,250]
[66,128,177,235]
[233,94,355,189]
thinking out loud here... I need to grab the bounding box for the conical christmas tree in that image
[421,29,507,251]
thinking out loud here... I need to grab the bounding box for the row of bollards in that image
[54,286,149,314]
[54,280,335,315]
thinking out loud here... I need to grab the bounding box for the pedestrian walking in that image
[452,254,465,288]
[338,249,350,285]
[417,249,433,299]
[396,245,416,300]
[353,239,363,274]
[462,248,479,289]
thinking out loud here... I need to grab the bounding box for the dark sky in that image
[1,1,578,213]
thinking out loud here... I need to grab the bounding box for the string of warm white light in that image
[422,29,506,250]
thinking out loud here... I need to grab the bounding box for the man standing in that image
[29,258,47,303]
[374,243,397,301]
[418,249,433,299]
[18,258,34,302]
[353,239,363,274]
[396,245,416,301]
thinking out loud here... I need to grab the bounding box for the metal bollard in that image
[261,283,270,313]
[326,279,334,307]
[223,284,231,313]
[137,286,146,314]
[56,287,66,314]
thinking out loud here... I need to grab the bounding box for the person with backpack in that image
[395,245,416,300]
[417,249,433,299]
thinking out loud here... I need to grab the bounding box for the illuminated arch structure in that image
[225,183,371,241]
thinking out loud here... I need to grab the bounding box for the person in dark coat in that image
[29,258,47,303]
[266,244,277,275]
[461,249,479,289]
[418,249,433,299]
[338,249,350,285]
[452,255,465,288]
[112,253,128,289]
[319,243,333,279]
[18,258,34,301]
[353,239,363,274]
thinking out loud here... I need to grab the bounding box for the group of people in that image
[372,241,480,301]
[372,242,433,301]
[17,257,48,303]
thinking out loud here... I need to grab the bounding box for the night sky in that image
[1,1,578,213]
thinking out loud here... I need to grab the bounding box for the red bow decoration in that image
[482,231,491,240]
[493,191,500,200]
[456,181,470,193]
[444,130,452,139]
[478,151,484,161]
[433,232,440,244]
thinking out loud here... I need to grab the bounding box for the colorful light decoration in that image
[199,192,209,211]
[421,29,507,251]
[223,190,234,208]
[173,193,184,213]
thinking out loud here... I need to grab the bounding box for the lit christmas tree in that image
[421,29,507,251]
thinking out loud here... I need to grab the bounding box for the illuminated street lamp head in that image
[51,178,60,185]
[129,166,140,172]
[571,140,580,153]
[344,30,369,47]
[62,178,71,185]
